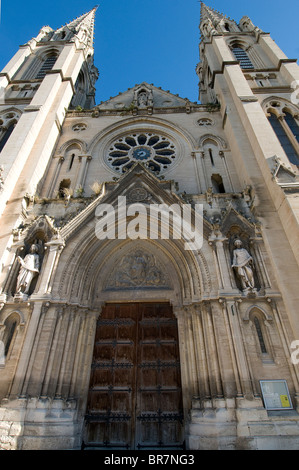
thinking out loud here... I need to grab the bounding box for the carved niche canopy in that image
[105,249,170,290]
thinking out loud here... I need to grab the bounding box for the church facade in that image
[0,4,299,450]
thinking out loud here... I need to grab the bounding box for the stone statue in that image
[137,91,148,108]
[232,239,255,291]
[16,244,40,295]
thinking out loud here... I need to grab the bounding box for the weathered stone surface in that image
[0,3,299,451]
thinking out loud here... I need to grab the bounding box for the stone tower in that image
[0,4,299,450]
[0,7,98,281]
[197,2,299,336]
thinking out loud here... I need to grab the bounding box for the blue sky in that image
[0,0,298,105]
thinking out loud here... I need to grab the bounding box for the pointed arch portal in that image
[52,163,213,449]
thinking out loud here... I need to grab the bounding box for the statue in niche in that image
[137,91,148,108]
[231,239,255,292]
[15,244,40,295]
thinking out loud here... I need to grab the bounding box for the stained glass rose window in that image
[107,133,176,174]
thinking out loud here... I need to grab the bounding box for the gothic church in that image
[0,4,299,450]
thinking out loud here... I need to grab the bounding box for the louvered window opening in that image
[232,47,254,69]
[36,56,57,79]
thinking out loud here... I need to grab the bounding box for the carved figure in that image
[232,239,255,291]
[137,91,148,107]
[16,244,40,295]
[107,250,167,289]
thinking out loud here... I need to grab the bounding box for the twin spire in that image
[53,3,231,45]
[48,4,234,47]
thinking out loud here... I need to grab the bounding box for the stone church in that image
[0,3,299,450]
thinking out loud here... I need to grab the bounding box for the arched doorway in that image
[83,302,184,450]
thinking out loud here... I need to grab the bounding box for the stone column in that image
[9,301,46,398]
[40,305,64,398]
[54,307,75,399]
[190,304,210,400]
[249,237,271,291]
[191,152,203,193]
[195,151,208,192]
[221,299,254,398]
[32,236,65,298]
[201,301,223,399]
[75,155,92,195]
[47,156,64,198]
[73,310,99,412]
[173,306,197,414]
[219,150,234,192]
[209,233,235,293]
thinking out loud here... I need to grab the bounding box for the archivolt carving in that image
[56,230,213,307]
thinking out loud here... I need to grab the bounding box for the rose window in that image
[107,133,176,174]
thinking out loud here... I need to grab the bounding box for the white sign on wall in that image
[260,380,293,410]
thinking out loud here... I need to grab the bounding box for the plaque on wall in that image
[260,380,293,410]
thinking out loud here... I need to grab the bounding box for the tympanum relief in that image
[105,250,170,290]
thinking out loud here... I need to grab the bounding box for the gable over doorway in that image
[83,302,184,450]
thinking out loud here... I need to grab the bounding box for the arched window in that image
[58,179,71,199]
[2,313,19,358]
[69,153,75,171]
[284,112,299,143]
[35,54,57,79]
[211,174,225,193]
[71,71,86,108]
[232,47,254,69]
[253,317,267,354]
[0,122,16,152]
[268,112,299,165]
[208,148,215,166]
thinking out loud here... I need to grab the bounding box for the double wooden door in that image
[84,303,184,449]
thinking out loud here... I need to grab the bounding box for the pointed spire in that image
[200,2,232,27]
[55,6,98,47]
[199,2,239,38]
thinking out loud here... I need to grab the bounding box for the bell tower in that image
[197,2,299,337]
[0,8,98,277]
[197,2,299,111]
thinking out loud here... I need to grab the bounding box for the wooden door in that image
[83,303,184,450]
